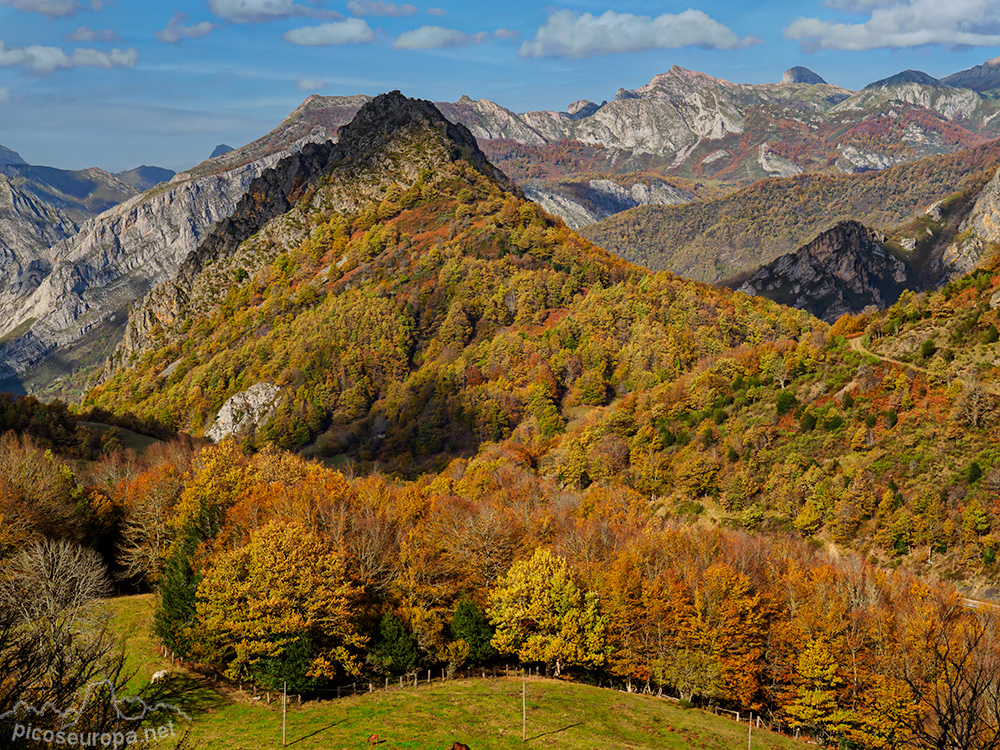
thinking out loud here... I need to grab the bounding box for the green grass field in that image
[104,595,813,750]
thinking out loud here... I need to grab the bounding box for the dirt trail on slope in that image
[848,336,1000,396]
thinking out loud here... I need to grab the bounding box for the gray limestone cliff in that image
[205,382,281,442]
[734,221,910,322]
[0,97,365,394]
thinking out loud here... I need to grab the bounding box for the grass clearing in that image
[103,595,812,750]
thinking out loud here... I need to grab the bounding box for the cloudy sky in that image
[1,0,999,172]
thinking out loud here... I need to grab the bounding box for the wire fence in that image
[156,644,805,742]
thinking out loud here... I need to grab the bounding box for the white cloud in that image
[0,42,137,73]
[393,25,487,49]
[207,0,341,23]
[65,25,122,43]
[156,13,216,44]
[0,0,88,17]
[0,87,10,103]
[347,0,417,17]
[785,0,1000,51]
[283,18,375,45]
[494,28,518,40]
[519,9,762,58]
[426,6,444,15]
[296,77,325,90]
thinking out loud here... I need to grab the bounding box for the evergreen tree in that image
[450,595,496,663]
[371,613,420,675]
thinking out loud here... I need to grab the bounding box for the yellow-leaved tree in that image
[487,547,607,676]
[194,520,366,690]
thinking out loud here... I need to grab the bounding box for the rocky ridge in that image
[0,96,366,395]
[733,221,909,322]
[524,177,694,229]
[101,91,519,382]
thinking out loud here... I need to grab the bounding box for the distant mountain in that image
[0,95,366,399]
[943,57,1000,92]
[210,144,234,158]
[0,163,139,222]
[864,70,945,89]
[582,137,1000,283]
[116,165,175,192]
[0,145,26,166]
[782,66,826,84]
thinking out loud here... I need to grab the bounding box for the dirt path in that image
[848,336,1000,396]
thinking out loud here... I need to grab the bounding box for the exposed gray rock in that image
[938,164,1000,277]
[944,57,1000,92]
[524,178,694,229]
[0,97,365,389]
[205,382,281,442]
[782,67,827,85]
[757,144,803,177]
[735,221,910,322]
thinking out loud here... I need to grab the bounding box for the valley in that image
[4,51,1000,750]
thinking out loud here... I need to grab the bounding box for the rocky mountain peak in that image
[0,145,26,166]
[333,90,515,191]
[865,70,946,89]
[733,220,909,322]
[782,66,827,85]
[943,57,1000,92]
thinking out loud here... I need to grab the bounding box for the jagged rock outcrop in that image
[734,221,909,322]
[782,66,826,85]
[757,144,803,178]
[565,100,603,119]
[0,96,365,392]
[524,178,694,229]
[205,382,281,442]
[102,91,519,383]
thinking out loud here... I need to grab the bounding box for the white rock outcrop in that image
[205,383,281,442]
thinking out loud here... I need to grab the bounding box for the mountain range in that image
[5,58,1000,398]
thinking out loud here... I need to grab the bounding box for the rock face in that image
[524,178,694,229]
[0,96,366,393]
[938,164,1000,276]
[102,92,518,385]
[205,382,281,442]
[782,67,826,85]
[734,221,909,322]
[835,73,982,122]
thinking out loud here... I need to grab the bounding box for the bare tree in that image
[0,540,190,744]
[897,592,1000,750]
[1,539,111,626]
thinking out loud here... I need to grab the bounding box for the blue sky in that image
[1,0,1000,172]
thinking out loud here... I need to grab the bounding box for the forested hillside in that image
[6,93,1000,750]
[582,138,1000,282]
